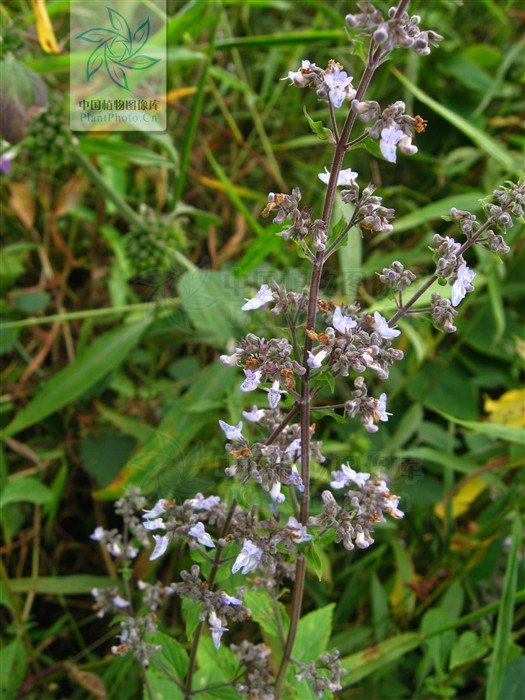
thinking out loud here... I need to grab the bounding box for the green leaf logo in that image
[76,7,159,91]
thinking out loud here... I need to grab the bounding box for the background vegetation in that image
[1,1,524,699]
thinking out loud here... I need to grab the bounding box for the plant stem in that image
[273,34,385,700]
[184,499,238,699]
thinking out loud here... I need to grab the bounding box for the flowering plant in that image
[89,3,523,699]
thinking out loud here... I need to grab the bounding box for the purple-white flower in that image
[373,312,401,339]
[387,497,404,520]
[374,393,391,423]
[318,167,359,186]
[90,526,105,541]
[142,517,166,531]
[218,420,244,441]
[451,263,476,307]
[355,530,374,549]
[264,379,287,409]
[242,405,265,422]
[113,595,130,608]
[286,464,305,492]
[270,480,285,504]
[187,493,221,510]
[150,533,170,561]
[241,284,274,311]
[240,369,263,393]
[188,522,215,548]
[220,352,240,367]
[332,306,357,334]
[209,611,228,650]
[143,499,168,520]
[219,592,243,606]
[232,539,263,575]
[307,348,329,368]
[282,59,317,87]
[324,70,355,108]
[379,125,409,163]
[287,516,313,543]
[330,463,370,490]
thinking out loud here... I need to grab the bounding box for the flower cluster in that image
[283,59,356,110]
[345,1,443,56]
[309,304,403,383]
[309,467,404,551]
[294,650,348,698]
[171,564,250,649]
[379,261,417,291]
[111,614,161,667]
[231,640,275,700]
[353,99,427,163]
[262,187,328,251]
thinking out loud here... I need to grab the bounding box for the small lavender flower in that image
[242,405,266,422]
[287,517,313,543]
[282,59,319,87]
[332,306,357,334]
[318,167,358,186]
[323,70,355,108]
[373,311,401,339]
[188,522,215,548]
[220,351,241,366]
[241,284,275,311]
[330,464,370,490]
[187,493,221,510]
[150,533,170,561]
[270,480,286,504]
[232,539,263,575]
[451,262,476,306]
[143,499,168,520]
[264,379,287,409]
[142,517,166,531]
[208,610,228,649]
[219,592,243,606]
[307,349,329,368]
[219,420,244,441]
[240,368,263,392]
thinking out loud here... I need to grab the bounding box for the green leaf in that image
[3,318,150,437]
[371,573,390,642]
[182,598,202,641]
[243,589,289,640]
[293,603,335,663]
[0,638,26,700]
[13,290,51,313]
[79,433,136,487]
[78,138,175,168]
[486,512,523,699]
[8,575,120,594]
[497,656,525,700]
[193,638,238,699]
[144,670,184,700]
[304,543,323,581]
[449,631,488,670]
[0,477,52,509]
[436,412,525,446]
[303,106,334,142]
[341,633,422,686]
[149,631,189,681]
[421,610,456,677]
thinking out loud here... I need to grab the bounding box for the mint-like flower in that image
[451,263,476,306]
[232,539,263,575]
[76,8,160,91]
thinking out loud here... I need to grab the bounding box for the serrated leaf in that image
[182,598,202,641]
[293,603,335,663]
[149,631,189,681]
[304,543,323,581]
[243,589,289,640]
[303,106,334,142]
